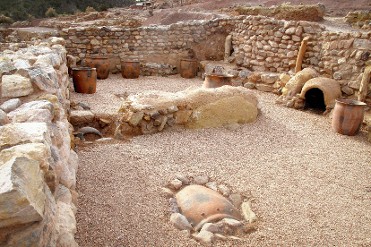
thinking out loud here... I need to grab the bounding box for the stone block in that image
[7,100,54,123]
[0,157,46,228]
[0,98,22,113]
[0,122,51,151]
[1,74,34,98]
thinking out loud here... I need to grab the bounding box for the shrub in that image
[85,6,96,13]
[0,14,14,24]
[45,7,58,18]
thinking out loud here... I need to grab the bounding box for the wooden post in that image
[358,65,371,102]
[224,35,232,61]
[295,36,310,73]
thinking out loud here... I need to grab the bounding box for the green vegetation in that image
[0,0,135,22]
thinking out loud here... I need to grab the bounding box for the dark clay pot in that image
[72,67,97,94]
[85,56,110,79]
[180,59,198,78]
[121,61,140,79]
[203,74,233,88]
[331,98,366,136]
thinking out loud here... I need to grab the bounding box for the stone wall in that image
[0,38,78,247]
[60,15,370,102]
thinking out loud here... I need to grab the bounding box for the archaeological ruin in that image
[0,1,370,246]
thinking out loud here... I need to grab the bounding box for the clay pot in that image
[85,56,110,79]
[180,59,198,78]
[175,185,241,231]
[331,98,366,136]
[72,67,97,94]
[121,61,140,79]
[203,74,233,88]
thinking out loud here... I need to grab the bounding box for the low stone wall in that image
[0,38,78,246]
[114,86,258,137]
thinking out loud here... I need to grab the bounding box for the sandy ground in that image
[73,75,371,246]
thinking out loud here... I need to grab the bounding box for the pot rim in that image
[72,67,96,71]
[335,98,367,106]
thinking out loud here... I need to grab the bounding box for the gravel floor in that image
[73,75,371,246]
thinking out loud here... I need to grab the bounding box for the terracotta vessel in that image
[332,98,366,136]
[121,61,140,79]
[72,67,97,94]
[175,185,241,231]
[180,59,198,78]
[85,56,110,79]
[203,74,233,88]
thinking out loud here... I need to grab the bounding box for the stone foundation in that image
[0,38,78,247]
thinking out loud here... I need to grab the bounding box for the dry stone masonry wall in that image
[0,38,78,247]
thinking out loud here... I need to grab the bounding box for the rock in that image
[0,143,50,173]
[1,74,34,98]
[161,187,175,198]
[193,175,209,185]
[201,223,221,233]
[255,84,274,92]
[0,59,16,75]
[244,82,255,89]
[7,100,54,123]
[241,201,257,223]
[205,181,218,191]
[167,105,178,113]
[261,73,279,84]
[221,218,243,228]
[170,213,193,230]
[218,184,231,197]
[0,109,10,126]
[229,193,243,208]
[0,122,51,151]
[169,198,179,213]
[193,229,214,245]
[0,98,22,113]
[175,174,190,185]
[174,110,192,124]
[69,110,95,126]
[56,201,78,247]
[27,65,59,94]
[341,86,354,95]
[158,115,168,131]
[128,111,144,126]
[169,178,183,190]
[0,157,46,228]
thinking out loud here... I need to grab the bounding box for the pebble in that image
[169,198,179,213]
[175,174,190,185]
[170,213,193,230]
[229,193,243,208]
[161,187,174,198]
[193,175,209,185]
[193,229,214,245]
[168,178,183,190]
[205,181,218,191]
[241,201,257,223]
[201,223,221,233]
[218,184,231,197]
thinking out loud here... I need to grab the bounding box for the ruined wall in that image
[60,18,237,71]
[0,38,78,247]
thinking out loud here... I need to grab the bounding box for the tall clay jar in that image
[180,59,198,78]
[331,98,367,136]
[85,56,110,79]
[121,60,140,79]
[72,67,97,94]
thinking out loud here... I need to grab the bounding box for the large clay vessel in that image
[180,59,198,78]
[203,74,233,88]
[121,61,140,79]
[72,67,97,94]
[332,98,366,136]
[85,56,110,79]
[175,185,241,231]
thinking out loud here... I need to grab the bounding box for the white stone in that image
[193,174,209,185]
[205,181,218,191]
[0,157,46,228]
[0,122,51,150]
[0,98,22,113]
[169,178,183,190]
[170,213,193,230]
[201,223,221,233]
[7,100,54,123]
[193,229,214,245]
[241,201,257,223]
[1,74,34,98]
[218,184,231,197]
[56,201,78,247]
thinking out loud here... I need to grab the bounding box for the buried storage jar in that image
[72,67,97,94]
